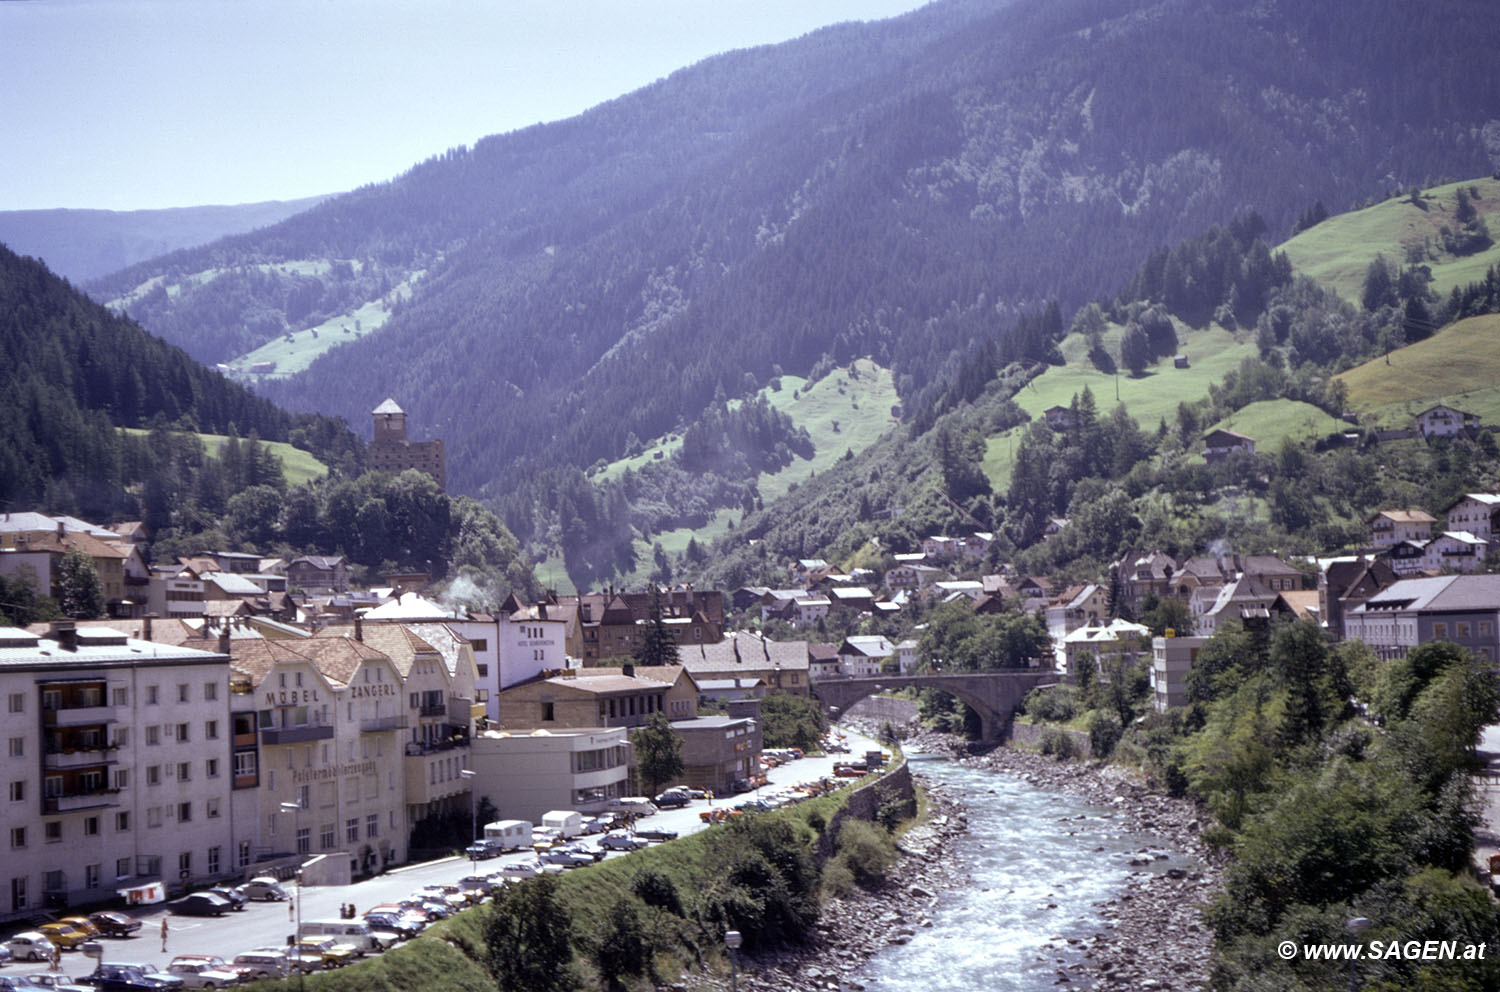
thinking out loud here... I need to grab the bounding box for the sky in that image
[1,0,933,213]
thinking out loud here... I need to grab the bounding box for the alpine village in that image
[4,2,1500,991]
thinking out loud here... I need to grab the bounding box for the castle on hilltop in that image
[370,398,445,489]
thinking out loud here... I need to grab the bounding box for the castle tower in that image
[369,397,445,489]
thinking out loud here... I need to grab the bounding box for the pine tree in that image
[57,546,106,619]
[633,587,678,667]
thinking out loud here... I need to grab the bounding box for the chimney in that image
[51,620,78,652]
[538,603,547,621]
[56,520,65,539]
[623,663,635,678]
[218,623,231,656]
[143,614,155,642]
[354,614,364,642]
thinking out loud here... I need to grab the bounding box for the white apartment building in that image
[469,727,633,823]
[1151,634,1209,712]
[1,622,235,922]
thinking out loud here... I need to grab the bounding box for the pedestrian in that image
[348,902,355,919]
[50,946,60,972]
[288,896,295,921]
[160,916,169,953]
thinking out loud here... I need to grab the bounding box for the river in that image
[851,755,1194,991]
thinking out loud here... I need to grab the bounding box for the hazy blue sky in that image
[1,0,932,212]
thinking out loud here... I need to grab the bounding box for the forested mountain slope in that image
[0,244,354,521]
[94,0,1500,512]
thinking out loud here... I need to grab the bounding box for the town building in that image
[1343,574,1500,663]
[469,727,633,823]
[1367,510,1437,549]
[678,631,811,696]
[0,622,235,922]
[1444,494,1500,545]
[669,707,763,794]
[836,635,894,677]
[369,398,446,489]
[1151,634,1209,712]
[1202,428,1256,463]
[493,669,689,731]
[1415,404,1480,439]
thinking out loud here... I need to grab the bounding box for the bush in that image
[1039,727,1078,759]
[1088,711,1123,758]
[828,818,899,891]
[1024,684,1081,723]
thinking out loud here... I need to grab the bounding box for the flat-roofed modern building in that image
[0,622,234,922]
[469,727,633,822]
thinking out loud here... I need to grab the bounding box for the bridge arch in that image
[811,671,1057,741]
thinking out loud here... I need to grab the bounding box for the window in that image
[176,723,190,742]
[6,692,22,713]
[205,720,219,740]
[115,812,130,831]
[146,765,160,786]
[237,841,250,870]
[146,726,160,746]
[476,664,488,677]
[206,798,220,819]
[117,857,132,879]
[43,776,61,798]
[112,687,128,706]
[178,851,191,875]
[1482,621,1494,637]
[470,638,487,652]
[297,785,310,809]
[8,737,23,758]
[1434,622,1448,637]
[112,727,129,748]
[10,877,26,912]
[85,863,100,889]
[84,816,99,836]
[320,823,334,849]
[10,827,25,849]
[43,869,64,893]
[177,802,192,822]
[207,847,220,875]
[177,684,189,703]
[147,807,162,828]
[137,855,161,877]
[177,762,191,782]
[43,821,61,842]
[1458,622,1472,638]
[146,685,158,705]
[542,702,555,722]
[204,682,217,701]
[234,751,257,779]
[206,758,219,778]
[346,818,359,843]
[296,827,310,855]
[7,781,22,803]
[366,813,378,839]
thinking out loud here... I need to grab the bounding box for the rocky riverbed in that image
[674,727,1220,992]
[960,743,1221,991]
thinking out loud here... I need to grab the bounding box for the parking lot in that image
[2,727,879,983]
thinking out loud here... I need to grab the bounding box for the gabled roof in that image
[1367,509,1437,526]
[372,398,404,415]
[315,621,442,677]
[680,631,810,673]
[1444,493,1500,512]
[838,635,894,657]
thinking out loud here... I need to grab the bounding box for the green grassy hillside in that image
[982,323,1258,488]
[123,428,329,487]
[591,359,899,585]
[1280,177,1500,304]
[1205,400,1348,453]
[1335,312,1500,427]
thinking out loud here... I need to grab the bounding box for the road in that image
[4,727,881,982]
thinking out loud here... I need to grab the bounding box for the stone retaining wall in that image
[845,695,920,727]
[817,758,916,860]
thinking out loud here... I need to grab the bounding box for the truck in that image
[482,819,532,852]
[541,810,583,839]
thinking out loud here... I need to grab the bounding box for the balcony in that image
[259,724,335,745]
[43,705,116,727]
[402,728,469,756]
[44,788,119,814]
[360,715,408,734]
[43,747,117,771]
[417,703,447,718]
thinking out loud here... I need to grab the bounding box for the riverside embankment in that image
[695,730,1219,992]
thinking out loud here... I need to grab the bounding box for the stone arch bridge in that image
[812,671,1059,741]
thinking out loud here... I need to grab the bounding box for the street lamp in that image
[460,770,477,867]
[1345,917,1371,992]
[724,930,742,992]
[279,802,305,992]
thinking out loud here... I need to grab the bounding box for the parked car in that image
[539,848,594,868]
[464,840,500,860]
[169,893,231,916]
[683,787,709,800]
[651,788,692,809]
[205,888,247,912]
[86,913,143,939]
[361,911,419,940]
[635,826,679,841]
[38,923,91,950]
[227,950,292,982]
[292,939,354,971]
[497,858,543,879]
[598,831,649,852]
[234,878,288,902]
[80,963,185,991]
[165,956,241,988]
[8,975,96,992]
[0,946,11,967]
[579,814,617,835]
[5,934,56,963]
[58,917,101,938]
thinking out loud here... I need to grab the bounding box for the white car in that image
[5,933,56,962]
[498,857,543,879]
[237,876,289,901]
[167,956,243,988]
[599,830,650,852]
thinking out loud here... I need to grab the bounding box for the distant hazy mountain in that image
[0,196,327,283]
[88,0,1500,505]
